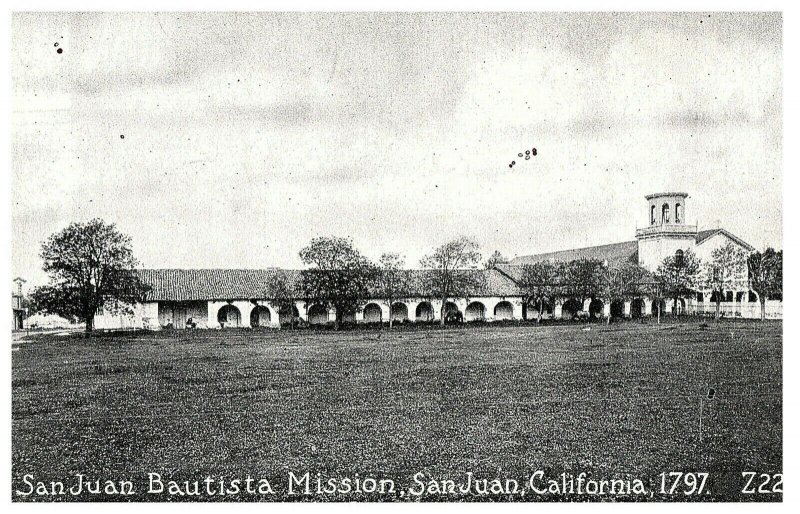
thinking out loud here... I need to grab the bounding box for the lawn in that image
[11,320,782,502]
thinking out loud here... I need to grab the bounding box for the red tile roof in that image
[510,240,639,266]
[137,268,522,302]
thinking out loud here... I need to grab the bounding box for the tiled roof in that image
[695,228,754,250]
[137,268,522,302]
[137,269,302,301]
[509,240,639,267]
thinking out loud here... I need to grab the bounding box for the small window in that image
[675,203,682,223]
[662,203,670,223]
[651,205,656,225]
[675,249,684,267]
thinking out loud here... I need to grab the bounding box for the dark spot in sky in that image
[54,42,58,47]
[707,388,716,400]
[120,135,125,139]
[56,48,63,54]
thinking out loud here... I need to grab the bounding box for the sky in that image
[11,12,782,288]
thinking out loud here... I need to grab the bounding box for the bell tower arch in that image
[636,192,697,271]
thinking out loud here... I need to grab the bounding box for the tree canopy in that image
[28,219,149,333]
[655,249,701,315]
[419,237,485,325]
[703,242,748,320]
[299,236,377,328]
[747,247,783,320]
[375,253,411,328]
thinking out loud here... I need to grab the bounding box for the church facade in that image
[93,192,781,330]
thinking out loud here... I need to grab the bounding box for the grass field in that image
[12,320,782,502]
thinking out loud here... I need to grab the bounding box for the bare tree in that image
[703,242,748,321]
[420,237,484,326]
[747,248,782,321]
[655,249,701,319]
[602,262,651,324]
[484,250,508,270]
[375,253,411,329]
[518,261,560,323]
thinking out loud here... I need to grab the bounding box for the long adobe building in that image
[94,192,781,330]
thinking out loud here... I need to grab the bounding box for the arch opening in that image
[390,302,408,321]
[630,298,645,319]
[561,299,582,319]
[308,304,329,325]
[465,301,486,322]
[250,305,271,327]
[651,299,667,317]
[278,305,300,326]
[610,299,625,319]
[363,303,383,323]
[494,301,514,320]
[589,299,604,319]
[443,301,462,323]
[217,304,241,328]
[415,301,434,321]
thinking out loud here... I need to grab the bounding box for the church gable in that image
[695,229,754,253]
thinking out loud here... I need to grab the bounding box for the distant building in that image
[506,192,779,319]
[92,192,781,330]
[12,277,26,330]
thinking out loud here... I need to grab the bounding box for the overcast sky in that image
[12,12,782,287]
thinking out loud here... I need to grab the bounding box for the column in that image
[207,301,221,329]
[296,301,308,322]
[234,300,253,328]
[623,301,632,318]
[512,298,524,320]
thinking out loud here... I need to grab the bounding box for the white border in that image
[3,2,794,512]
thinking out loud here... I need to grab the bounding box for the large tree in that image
[266,272,298,329]
[747,248,783,321]
[703,241,748,321]
[655,249,701,318]
[419,237,485,326]
[518,260,560,322]
[562,258,605,307]
[602,261,651,324]
[298,236,377,329]
[375,253,411,329]
[28,219,149,334]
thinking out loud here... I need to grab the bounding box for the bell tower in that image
[636,192,697,271]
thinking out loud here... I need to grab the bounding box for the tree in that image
[703,242,748,321]
[375,253,411,329]
[420,237,485,326]
[562,258,605,307]
[299,237,378,330]
[266,272,298,329]
[518,260,560,323]
[747,248,783,321]
[28,219,149,334]
[602,262,651,324]
[655,249,701,319]
[484,250,508,270]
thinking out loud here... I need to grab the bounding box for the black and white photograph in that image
[7,7,788,504]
